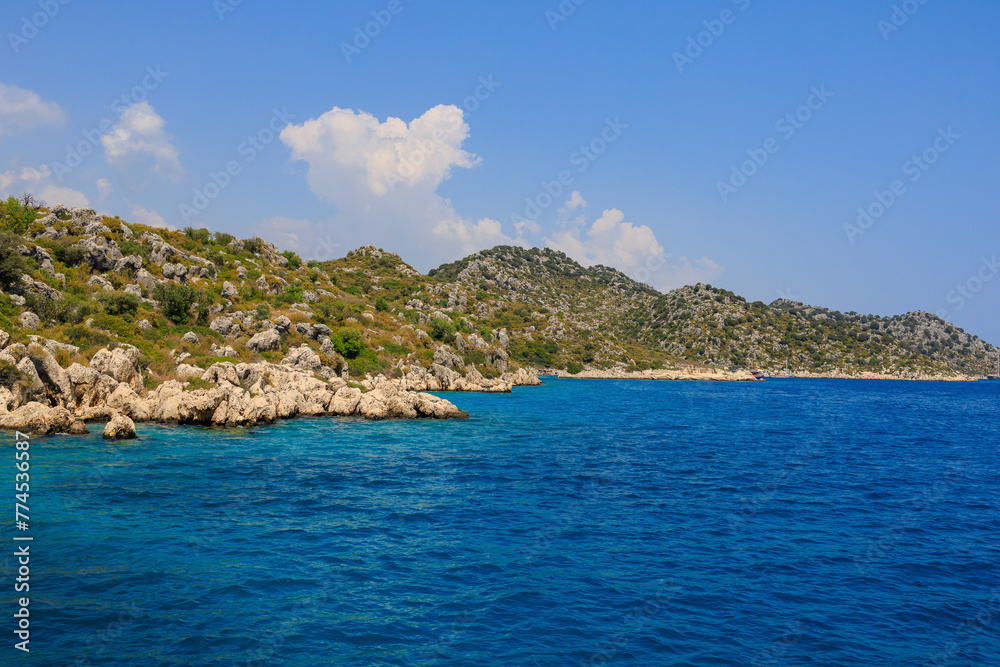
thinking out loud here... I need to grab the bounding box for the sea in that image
[7,378,1000,666]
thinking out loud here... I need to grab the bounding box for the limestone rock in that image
[182,332,200,344]
[103,412,136,440]
[247,328,280,352]
[221,281,238,299]
[17,312,40,330]
[0,403,75,435]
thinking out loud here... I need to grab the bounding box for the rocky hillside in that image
[0,196,995,438]
[432,246,996,377]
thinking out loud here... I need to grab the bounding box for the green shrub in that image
[567,361,584,374]
[90,313,132,338]
[98,292,141,321]
[23,293,83,325]
[332,328,364,359]
[0,232,29,289]
[430,318,456,343]
[375,297,389,312]
[52,242,88,268]
[244,237,264,254]
[255,303,272,319]
[153,283,199,325]
[0,360,28,388]
[214,232,234,246]
[0,196,37,234]
[65,326,112,349]
[282,250,302,270]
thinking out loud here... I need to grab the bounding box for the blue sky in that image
[2,0,998,344]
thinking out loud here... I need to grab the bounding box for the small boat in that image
[537,368,559,378]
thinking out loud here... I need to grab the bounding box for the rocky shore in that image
[0,334,542,439]
[552,367,759,381]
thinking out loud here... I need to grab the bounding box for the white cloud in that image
[102,101,183,181]
[39,184,90,208]
[0,83,66,138]
[281,104,479,197]
[129,204,175,230]
[544,196,724,291]
[280,104,513,266]
[96,178,113,198]
[561,190,587,213]
[0,164,89,208]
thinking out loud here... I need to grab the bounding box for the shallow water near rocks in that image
[9,378,1000,665]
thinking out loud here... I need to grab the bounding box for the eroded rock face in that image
[89,345,143,393]
[281,345,321,371]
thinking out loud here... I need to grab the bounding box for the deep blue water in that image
[5,378,1000,666]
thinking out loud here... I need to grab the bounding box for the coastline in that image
[545,368,978,382]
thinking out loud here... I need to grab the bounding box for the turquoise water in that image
[6,378,1000,665]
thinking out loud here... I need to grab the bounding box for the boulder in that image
[221,281,238,299]
[280,344,322,371]
[78,237,123,271]
[113,255,143,276]
[103,412,136,440]
[209,316,240,337]
[433,345,465,369]
[247,329,280,353]
[135,268,157,292]
[17,312,40,330]
[182,332,200,344]
[330,386,363,415]
[162,263,187,280]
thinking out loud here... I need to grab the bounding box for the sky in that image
[1,0,998,344]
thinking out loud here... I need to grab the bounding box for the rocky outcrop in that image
[0,403,75,435]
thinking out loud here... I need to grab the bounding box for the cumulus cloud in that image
[280,104,516,266]
[544,195,724,291]
[129,204,175,230]
[0,164,89,207]
[0,83,66,138]
[102,101,183,181]
[281,104,479,197]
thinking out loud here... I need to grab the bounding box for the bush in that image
[255,303,272,319]
[375,297,389,312]
[0,360,28,388]
[183,227,211,244]
[98,292,140,321]
[332,328,364,359]
[282,250,302,270]
[52,242,88,267]
[90,313,132,338]
[65,326,112,349]
[0,196,37,234]
[153,283,198,325]
[430,318,456,343]
[24,293,83,325]
[566,362,584,375]
[244,237,264,254]
[0,232,29,289]
[213,232,234,246]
